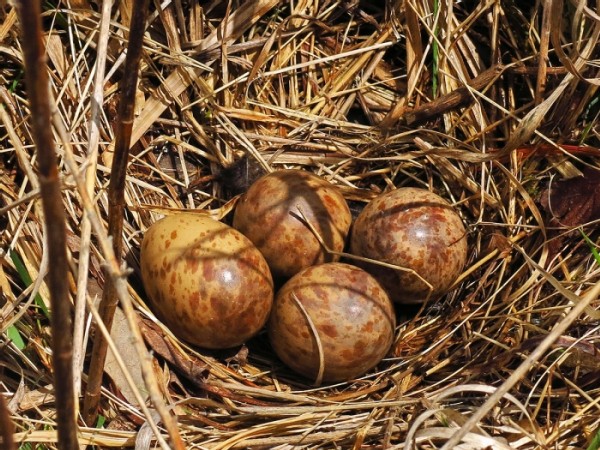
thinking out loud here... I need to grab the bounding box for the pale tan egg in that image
[140,213,274,349]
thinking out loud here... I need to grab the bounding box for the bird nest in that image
[1,1,599,449]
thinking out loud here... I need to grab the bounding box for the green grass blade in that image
[580,228,600,267]
[7,325,26,350]
[579,94,599,144]
[96,414,106,428]
[587,427,600,450]
[9,251,49,317]
[432,0,440,98]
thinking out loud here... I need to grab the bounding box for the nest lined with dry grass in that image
[1,0,600,448]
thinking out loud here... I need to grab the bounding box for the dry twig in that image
[15,0,77,447]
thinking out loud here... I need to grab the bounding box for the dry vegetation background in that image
[1,0,600,448]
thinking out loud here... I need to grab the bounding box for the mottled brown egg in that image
[350,187,467,304]
[268,262,396,383]
[140,213,274,349]
[233,170,352,279]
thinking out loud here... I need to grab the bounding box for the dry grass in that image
[1,0,600,448]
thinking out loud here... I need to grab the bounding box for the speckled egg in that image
[140,213,274,349]
[268,262,396,383]
[350,187,467,304]
[233,170,352,279]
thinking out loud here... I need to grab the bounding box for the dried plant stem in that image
[291,292,325,386]
[15,0,78,448]
[83,0,144,423]
[73,0,113,400]
[402,64,506,126]
[535,0,552,104]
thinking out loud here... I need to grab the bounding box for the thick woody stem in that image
[16,0,78,448]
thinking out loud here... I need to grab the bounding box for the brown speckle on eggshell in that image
[268,262,396,383]
[233,170,352,279]
[350,187,467,304]
[140,213,274,349]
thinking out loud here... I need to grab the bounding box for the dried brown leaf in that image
[540,166,600,227]
[139,319,208,383]
[105,307,149,406]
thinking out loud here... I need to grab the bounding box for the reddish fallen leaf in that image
[516,144,600,160]
[486,144,600,164]
[540,166,600,228]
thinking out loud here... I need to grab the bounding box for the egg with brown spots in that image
[140,213,274,349]
[233,170,352,279]
[350,187,467,304]
[268,262,396,383]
